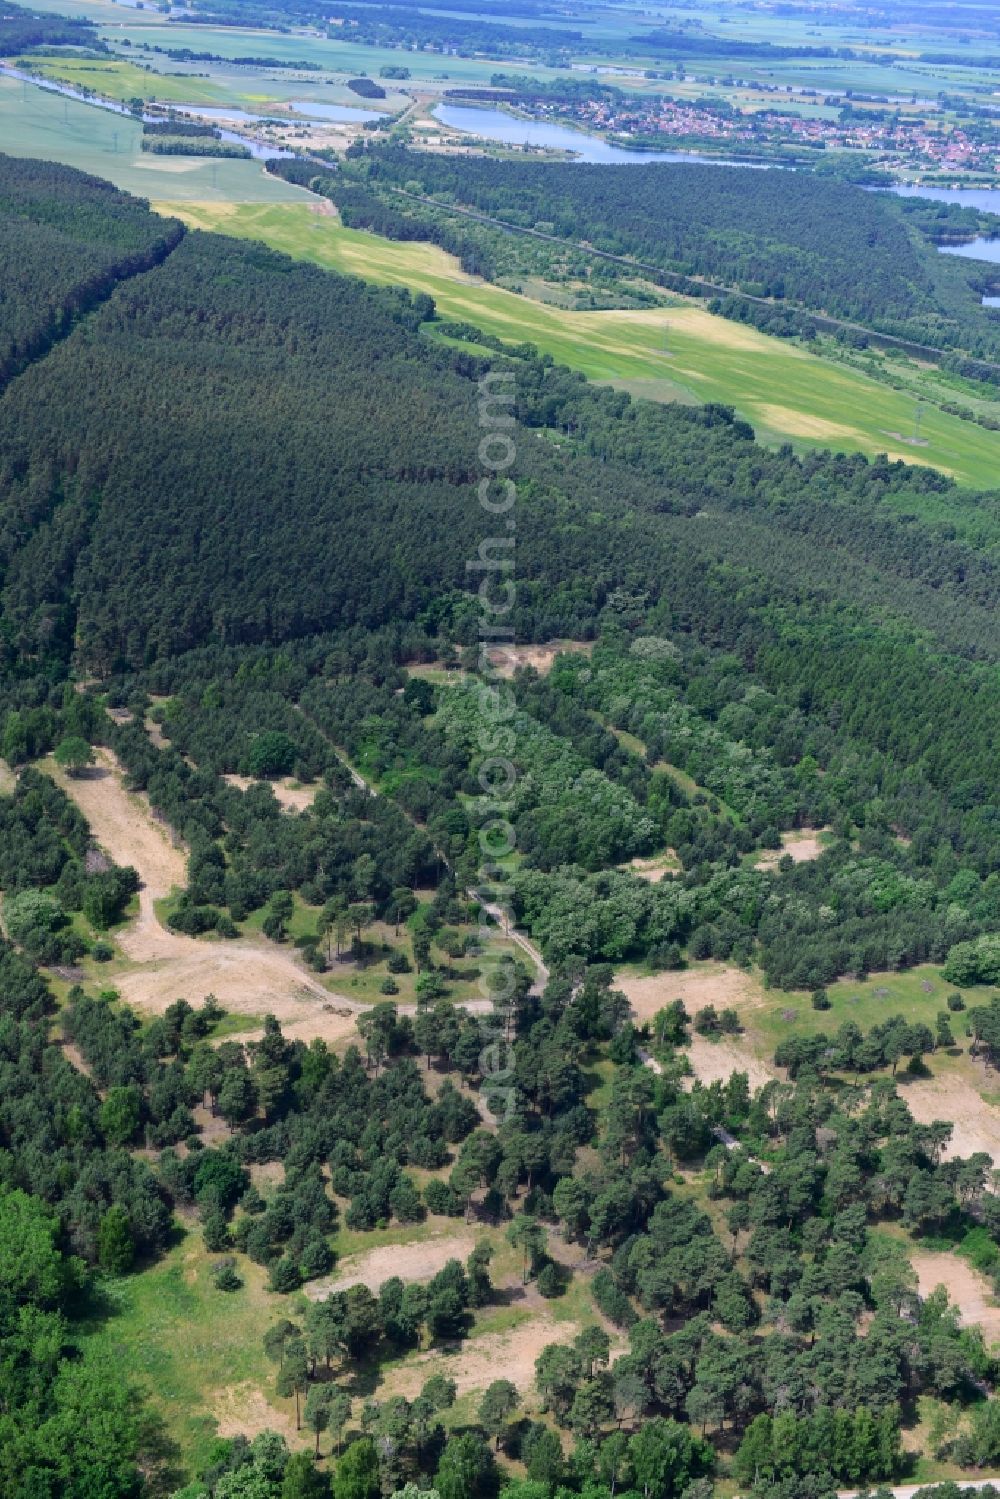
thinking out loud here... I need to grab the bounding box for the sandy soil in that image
[234,1011,360,1049]
[223,773,321,813]
[686,1033,776,1091]
[48,749,188,924]
[50,749,362,1025]
[306,1233,478,1300]
[59,1040,94,1080]
[615,963,763,1025]
[755,827,830,870]
[624,851,679,884]
[903,1072,1000,1163]
[485,641,592,678]
[380,1314,580,1399]
[911,1250,1000,1346]
[215,1383,302,1446]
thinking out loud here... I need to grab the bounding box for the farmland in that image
[0,72,311,201]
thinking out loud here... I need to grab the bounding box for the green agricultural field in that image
[14,54,232,105]
[0,75,314,203]
[108,20,565,87]
[161,200,1000,484]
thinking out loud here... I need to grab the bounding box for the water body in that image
[174,104,269,124]
[889,183,1000,267]
[432,103,772,166]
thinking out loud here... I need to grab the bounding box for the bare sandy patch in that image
[624,851,680,883]
[50,748,363,1027]
[754,404,863,443]
[911,1250,1000,1346]
[755,827,829,870]
[686,1033,776,1091]
[380,1314,579,1399]
[306,1233,478,1300]
[903,1072,1000,1163]
[47,748,187,922]
[235,1011,359,1049]
[485,640,592,678]
[214,1382,303,1446]
[59,1040,94,1081]
[223,772,321,813]
[615,963,763,1025]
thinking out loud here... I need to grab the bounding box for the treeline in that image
[0,154,183,387]
[0,0,100,54]
[141,138,252,158]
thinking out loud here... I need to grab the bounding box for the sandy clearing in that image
[911,1250,1000,1346]
[903,1071,1000,1163]
[114,935,355,1023]
[234,1011,359,1049]
[306,1234,478,1300]
[214,1383,303,1446]
[623,851,680,884]
[686,1033,777,1091]
[47,748,187,931]
[223,772,321,812]
[755,827,830,870]
[485,641,592,678]
[51,748,363,1025]
[379,1314,580,1399]
[754,404,863,442]
[615,963,764,1025]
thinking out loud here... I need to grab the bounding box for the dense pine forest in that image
[7,151,1000,1499]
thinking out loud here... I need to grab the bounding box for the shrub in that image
[425,1179,463,1216]
[268,1255,301,1293]
[300,1237,333,1280]
[213,1259,242,1291]
[245,731,298,779]
[537,1261,570,1299]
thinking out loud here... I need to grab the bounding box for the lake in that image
[432,104,771,167]
[890,183,1000,265]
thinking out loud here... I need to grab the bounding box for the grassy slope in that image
[159,200,1000,485]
